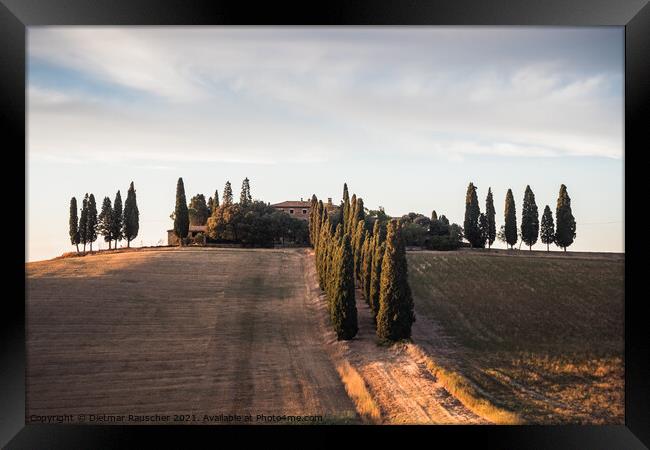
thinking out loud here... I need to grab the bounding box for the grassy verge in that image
[336,361,382,424]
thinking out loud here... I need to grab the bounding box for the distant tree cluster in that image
[399,210,463,251]
[172,177,309,247]
[461,182,577,252]
[68,182,139,254]
[310,184,415,342]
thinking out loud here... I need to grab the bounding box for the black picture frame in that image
[1,1,648,448]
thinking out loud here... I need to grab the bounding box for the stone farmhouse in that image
[270,197,337,221]
[167,197,338,245]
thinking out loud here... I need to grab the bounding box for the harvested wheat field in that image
[407,250,625,424]
[26,247,357,424]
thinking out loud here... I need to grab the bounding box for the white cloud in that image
[28,27,623,162]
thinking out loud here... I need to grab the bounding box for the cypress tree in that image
[478,213,488,248]
[308,194,316,244]
[97,196,113,249]
[431,210,438,222]
[342,183,350,233]
[485,188,496,248]
[223,181,233,206]
[314,200,324,247]
[377,220,415,341]
[111,191,123,250]
[330,234,358,340]
[504,188,518,249]
[540,205,555,252]
[123,181,139,248]
[328,224,343,305]
[240,177,252,206]
[354,198,365,228]
[370,238,385,322]
[79,194,89,252]
[174,178,190,245]
[208,189,220,215]
[348,194,357,234]
[464,182,481,247]
[555,184,576,251]
[353,220,365,280]
[317,217,331,290]
[362,230,373,300]
[521,185,540,250]
[87,194,98,252]
[69,197,80,254]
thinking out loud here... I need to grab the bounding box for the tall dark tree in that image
[478,213,488,248]
[555,184,576,251]
[504,188,518,249]
[309,194,318,246]
[348,194,357,234]
[352,219,365,280]
[431,210,438,222]
[123,181,139,248]
[208,189,220,215]
[370,238,385,322]
[464,182,482,247]
[377,220,415,341]
[361,230,373,300]
[521,185,540,250]
[240,177,252,206]
[342,183,350,233]
[188,193,210,226]
[111,191,123,250]
[97,196,114,249]
[485,187,496,248]
[353,197,365,227]
[540,205,555,252]
[69,197,80,254]
[79,194,89,252]
[330,234,358,340]
[223,181,233,206]
[174,178,190,245]
[87,194,98,252]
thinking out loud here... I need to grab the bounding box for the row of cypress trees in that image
[68,182,139,254]
[464,183,576,251]
[310,184,415,342]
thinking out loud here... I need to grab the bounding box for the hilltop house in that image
[167,225,207,246]
[271,197,337,221]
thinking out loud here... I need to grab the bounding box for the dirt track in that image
[26,248,357,423]
[303,251,488,424]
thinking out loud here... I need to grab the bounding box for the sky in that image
[27,27,624,262]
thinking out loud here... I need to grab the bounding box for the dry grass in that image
[407,251,624,424]
[406,344,521,424]
[336,361,382,424]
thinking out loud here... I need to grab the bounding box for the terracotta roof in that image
[271,201,312,208]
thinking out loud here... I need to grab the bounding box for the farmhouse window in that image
[302,209,307,214]
[289,209,294,214]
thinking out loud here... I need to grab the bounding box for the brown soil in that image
[26,248,357,424]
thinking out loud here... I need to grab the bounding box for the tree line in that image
[68,182,139,254]
[464,183,576,251]
[310,183,415,342]
[172,177,308,247]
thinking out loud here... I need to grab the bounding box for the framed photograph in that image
[2,0,648,448]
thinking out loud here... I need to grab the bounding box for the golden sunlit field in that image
[407,250,624,424]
